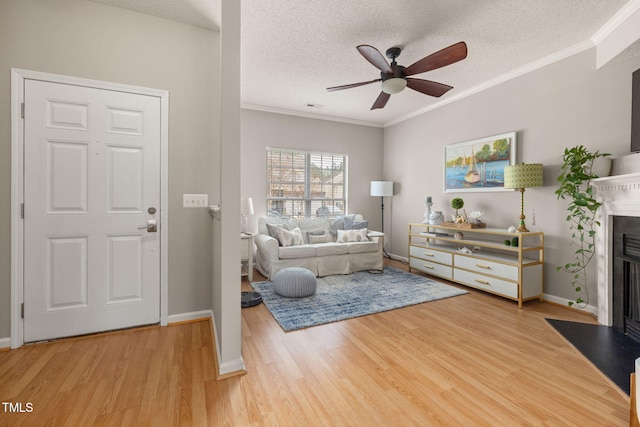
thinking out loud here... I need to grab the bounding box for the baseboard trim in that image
[167,310,214,325]
[169,310,246,378]
[388,253,408,263]
[543,294,598,318]
[0,337,10,351]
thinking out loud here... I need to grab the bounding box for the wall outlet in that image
[183,194,208,208]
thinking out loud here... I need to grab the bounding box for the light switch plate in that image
[183,194,208,208]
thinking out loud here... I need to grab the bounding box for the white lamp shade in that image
[503,164,544,189]
[246,197,254,215]
[370,181,394,197]
[242,197,254,215]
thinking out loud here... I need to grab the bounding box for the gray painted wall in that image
[0,0,220,338]
[383,47,640,306]
[241,110,385,234]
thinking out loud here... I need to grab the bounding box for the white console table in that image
[408,223,544,308]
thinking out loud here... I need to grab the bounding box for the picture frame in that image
[444,132,517,193]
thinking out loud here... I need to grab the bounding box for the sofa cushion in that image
[348,241,379,254]
[298,217,331,232]
[259,216,298,235]
[278,245,317,259]
[278,227,304,247]
[315,243,349,256]
[330,214,355,232]
[303,229,326,244]
[344,217,368,230]
[266,223,283,242]
[336,228,369,243]
[308,231,332,244]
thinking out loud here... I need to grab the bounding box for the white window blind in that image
[266,148,347,218]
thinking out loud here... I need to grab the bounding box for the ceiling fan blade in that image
[326,79,381,92]
[371,92,391,110]
[357,45,393,74]
[406,78,453,97]
[404,41,468,76]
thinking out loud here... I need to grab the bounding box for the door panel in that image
[106,235,143,303]
[46,140,89,213]
[45,236,88,310]
[107,145,143,212]
[23,79,161,342]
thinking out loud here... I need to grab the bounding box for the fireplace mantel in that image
[592,172,640,325]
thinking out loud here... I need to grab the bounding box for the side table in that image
[241,233,254,281]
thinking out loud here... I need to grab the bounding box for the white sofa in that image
[254,214,383,280]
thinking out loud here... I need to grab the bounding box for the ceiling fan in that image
[327,41,468,110]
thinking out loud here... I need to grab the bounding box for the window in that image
[266,148,347,219]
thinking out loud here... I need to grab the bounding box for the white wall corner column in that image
[213,0,244,376]
[593,172,640,326]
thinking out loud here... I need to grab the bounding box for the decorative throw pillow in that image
[309,233,331,244]
[330,214,355,240]
[344,217,368,230]
[336,228,369,243]
[304,229,326,244]
[266,223,283,242]
[278,227,304,247]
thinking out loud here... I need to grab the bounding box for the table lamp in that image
[503,163,543,232]
[241,197,254,234]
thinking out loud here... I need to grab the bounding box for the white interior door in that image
[23,79,161,342]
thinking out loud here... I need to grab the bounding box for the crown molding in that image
[591,0,640,45]
[241,103,383,128]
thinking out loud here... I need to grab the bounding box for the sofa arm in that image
[367,231,384,251]
[254,233,280,261]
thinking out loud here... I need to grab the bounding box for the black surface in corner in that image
[547,318,640,395]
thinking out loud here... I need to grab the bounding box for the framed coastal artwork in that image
[444,132,517,193]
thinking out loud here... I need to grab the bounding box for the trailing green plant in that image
[555,145,610,307]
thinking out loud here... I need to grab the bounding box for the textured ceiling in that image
[91,0,636,127]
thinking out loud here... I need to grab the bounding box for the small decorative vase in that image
[429,211,443,225]
[591,157,612,178]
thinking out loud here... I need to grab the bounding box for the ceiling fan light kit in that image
[381,77,407,94]
[327,41,468,110]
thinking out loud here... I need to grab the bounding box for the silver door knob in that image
[137,219,157,232]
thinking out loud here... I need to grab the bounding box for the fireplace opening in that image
[613,216,640,342]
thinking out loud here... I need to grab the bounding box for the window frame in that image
[266,147,348,219]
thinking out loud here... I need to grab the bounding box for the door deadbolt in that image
[148,207,157,214]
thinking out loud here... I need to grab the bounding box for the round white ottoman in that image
[273,267,317,298]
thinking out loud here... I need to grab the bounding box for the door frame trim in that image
[10,68,169,348]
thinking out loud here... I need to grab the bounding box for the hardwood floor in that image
[0,259,630,426]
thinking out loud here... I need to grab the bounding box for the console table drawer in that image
[455,254,518,281]
[453,269,518,299]
[409,258,453,280]
[410,245,452,265]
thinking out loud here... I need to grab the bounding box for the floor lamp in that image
[370,181,393,257]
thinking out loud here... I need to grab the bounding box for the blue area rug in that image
[251,266,467,331]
